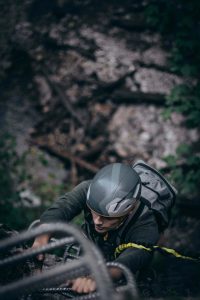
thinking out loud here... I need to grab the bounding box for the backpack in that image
[133,160,177,231]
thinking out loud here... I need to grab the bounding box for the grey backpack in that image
[133,160,177,231]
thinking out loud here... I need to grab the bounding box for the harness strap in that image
[115,243,200,262]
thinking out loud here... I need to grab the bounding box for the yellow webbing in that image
[153,246,198,261]
[114,243,200,262]
[115,243,152,257]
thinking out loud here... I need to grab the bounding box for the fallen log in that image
[111,89,166,106]
[79,137,107,159]
[32,137,99,174]
[41,66,85,127]
[110,14,147,31]
[135,61,171,74]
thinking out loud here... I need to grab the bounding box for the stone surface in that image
[108,105,199,168]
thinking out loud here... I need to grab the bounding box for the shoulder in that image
[130,207,158,230]
[71,180,91,196]
[75,180,91,190]
[123,208,160,244]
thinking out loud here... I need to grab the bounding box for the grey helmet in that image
[86,163,141,217]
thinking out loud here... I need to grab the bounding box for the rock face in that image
[2,1,198,172]
[1,0,199,215]
[108,106,199,168]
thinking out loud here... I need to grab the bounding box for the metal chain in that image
[0,223,116,300]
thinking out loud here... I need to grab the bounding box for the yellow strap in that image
[114,243,199,262]
[115,242,152,257]
[154,246,198,261]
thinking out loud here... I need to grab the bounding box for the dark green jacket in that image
[40,180,159,274]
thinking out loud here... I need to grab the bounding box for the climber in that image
[32,161,176,294]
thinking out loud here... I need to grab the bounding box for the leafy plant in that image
[145,0,200,201]
[0,132,74,230]
[166,84,200,128]
[0,132,29,229]
[145,0,200,76]
[164,146,200,199]
[145,0,200,121]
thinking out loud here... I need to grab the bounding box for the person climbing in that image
[32,161,177,294]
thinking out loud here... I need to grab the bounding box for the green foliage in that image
[0,132,29,229]
[38,152,49,167]
[166,84,200,128]
[33,180,67,207]
[0,133,66,230]
[145,0,200,200]
[164,146,200,199]
[145,0,200,76]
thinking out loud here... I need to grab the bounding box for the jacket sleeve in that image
[114,210,160,274]
[40,180,91,224]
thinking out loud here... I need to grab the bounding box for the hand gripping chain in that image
[38,262,138,299]
[0,223,138,300]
